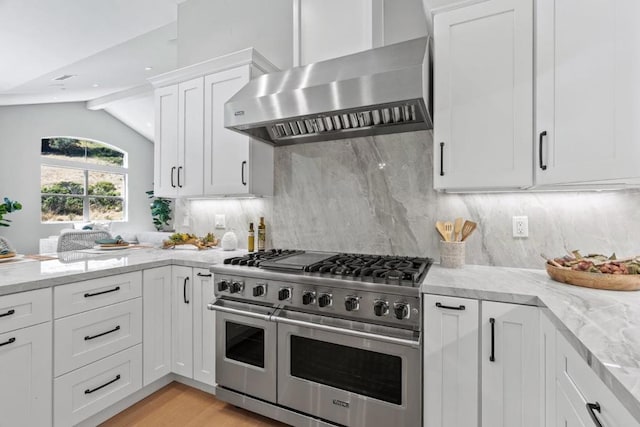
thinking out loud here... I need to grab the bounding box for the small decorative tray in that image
[545,263,640,291]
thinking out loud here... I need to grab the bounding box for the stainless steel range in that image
[208,249,432,427]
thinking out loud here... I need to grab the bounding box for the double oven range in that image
[208,249,432,427]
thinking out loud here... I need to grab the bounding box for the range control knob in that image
[344,296,360,312]
[217,280,229,292]
[229,281,244,294]
[253,284,266,297]
[373,300,389,317]
[393,303,410,320]
[318,293,332,308]
[278,288,291,301]
[302,291,316,305]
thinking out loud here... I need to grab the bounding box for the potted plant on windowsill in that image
[0,197,22,227]
[146,190,173,232]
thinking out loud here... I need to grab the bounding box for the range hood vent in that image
[224,37,432,146]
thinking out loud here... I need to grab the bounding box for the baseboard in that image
[173,374,216,395]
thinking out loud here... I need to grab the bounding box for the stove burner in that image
[223,249,303,267]
[305,254,431,286]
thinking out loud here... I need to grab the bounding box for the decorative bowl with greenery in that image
[146,190,173,231]
[0,197,22,227]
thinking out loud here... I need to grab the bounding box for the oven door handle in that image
[274,315,420,349]
[207,300,271,322]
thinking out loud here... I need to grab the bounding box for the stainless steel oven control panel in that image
[215,275,420,329]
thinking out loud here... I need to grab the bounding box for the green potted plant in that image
[146,191,173,231]
[0,197,22,227]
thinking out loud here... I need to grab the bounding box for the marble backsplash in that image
[179,131,640,269]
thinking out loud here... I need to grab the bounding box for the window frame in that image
[40,138,128,224]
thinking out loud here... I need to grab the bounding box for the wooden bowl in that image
[545,263,640,291]
[0,252,16,259]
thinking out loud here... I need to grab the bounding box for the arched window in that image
[40,137,128,223]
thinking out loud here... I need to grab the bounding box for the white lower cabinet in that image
[424,295,479,427]
[0,322,52,427]
[556,332,639,427]
[142,266,172,386]
[171,265,194,377]
[540,312,557,427]
[54,344,142,427]
[481,301,539,427]
[193,268,216,386]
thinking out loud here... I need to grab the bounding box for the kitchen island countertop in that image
[422,264,640,423]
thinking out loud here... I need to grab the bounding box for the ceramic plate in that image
[92,245,130,251]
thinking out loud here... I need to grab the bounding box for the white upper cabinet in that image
[204,66,274,196]
[433,0,533,190]
[150,49,278,198]
[535,0,640,186]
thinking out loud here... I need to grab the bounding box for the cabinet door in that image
[171,266,193,378]
[433,0,533,190]
[154,85,179,197]
[482,301,539,427]
[536,0,640,185]
[0,322,52,427]
[424,295,479,427]
[142,266,172,386]
[203,66,251,195]
[556,383,587,427]
[193,269,216,386]
[177,77,204,197]
[540,312,556,427]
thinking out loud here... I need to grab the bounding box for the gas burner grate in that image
[223,249,303,267]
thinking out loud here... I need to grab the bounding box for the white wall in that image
[177,0,293,69]
[0,102,155,254]
[384,0,428,45]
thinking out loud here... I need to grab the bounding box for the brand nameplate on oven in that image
[234,110,245,116]
[332,399,350,408]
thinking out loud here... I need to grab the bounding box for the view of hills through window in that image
[40,138,127,222]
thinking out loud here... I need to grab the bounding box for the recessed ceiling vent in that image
[53,74,76,81]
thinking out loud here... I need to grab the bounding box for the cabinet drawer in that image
[0,288,51,333]
[556,333,639,426]
[54,298,142,376]
[54,271,142,318]
[54,344,142,427]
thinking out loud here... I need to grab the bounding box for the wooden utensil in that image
[443,222,454,242]
[461,220,477,241]
[435,221,448,241]
[453,217,464,241]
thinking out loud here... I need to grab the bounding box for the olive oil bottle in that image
[257,217,266,251]
[248,222,255,252]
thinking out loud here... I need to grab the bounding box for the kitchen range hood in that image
[224,36,433,145]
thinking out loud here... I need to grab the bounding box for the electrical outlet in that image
[215,214,226,229]
[512,216,529,238]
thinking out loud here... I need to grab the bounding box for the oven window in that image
[225,322,265,368]
[290,336,402,405]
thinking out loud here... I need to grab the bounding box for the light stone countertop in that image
[0,247,247,296]
[422,264,640,423]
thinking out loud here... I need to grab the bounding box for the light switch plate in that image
[215,214,226,229]
[512,216,528,238]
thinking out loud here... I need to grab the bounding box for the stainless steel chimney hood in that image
[224,36,432,146]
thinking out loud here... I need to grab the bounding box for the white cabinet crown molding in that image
[148,48,279,88]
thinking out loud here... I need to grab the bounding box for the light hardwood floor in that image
[100,382,288,427]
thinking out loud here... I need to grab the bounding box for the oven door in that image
[209,298,277,403]
[274,310,421,427]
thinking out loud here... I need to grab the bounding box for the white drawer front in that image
[54,344,142,427]
[556,333,639,426]
[54,271,142,318]
[54,298,142,376]
[0,288,51,333]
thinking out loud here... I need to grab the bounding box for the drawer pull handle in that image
[586,402,603,427]
[435,302,465,311]
[0,337,15,347]
[84,286,121,298]
[489,317,496,362]
[197,272,212,277]
[85,325,121,341]
[84,374,121,394]
[183,277,190,304]
[0,309,15,318]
